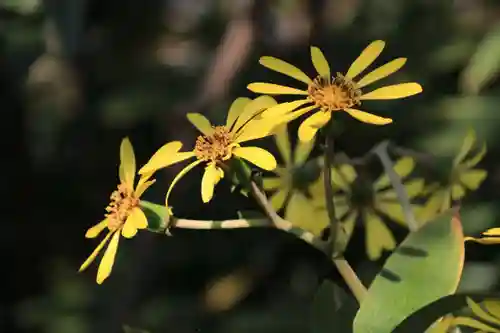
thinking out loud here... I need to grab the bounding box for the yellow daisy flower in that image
[419,129,487,223]
[247,40,423,142]
[79,138,165,284]
[139,96,282,206]
[262,124,325,235]
[310,157,424,260]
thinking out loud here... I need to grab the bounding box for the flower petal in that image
[459,169,487,190]
[331,164,357,191]
[287,192,328,236]
[120,137,136,188]
[377,179,424,199]
[85,219,109,238]
[233,96,277,133]
[344,108,393,125]
[356,58,407,88]
[138,142,191,175]
[360,82,423,100]
[375,201,406,226]
[186,113,214,136]
[79,231,113,273]
[346,40,385,79]
[482,228,500,236]
[418,191,447,223]
[96,231,121,284]
[135,178,156,198]
[294,134,315,166]
[365,210,396,260]
[226,97,251,129]
[261,99,311,118]
[234,118,281,143]
[453,128,475,166]
[165,159,203,207]
[201,163,223,203]
[270,187,288,211]
[247,82,308,95]
[310,46,331,78]
[467,298,500,326]
[298,111,331,142]
[233,146,277,171]
[463,143,487,169]
[121,216,138,239]
[129,206,148,229]
[260,56,312,84]
[276,105,318,124]
[263,177,282,190]
[466,237,500,245]
[451,184,466,200]
[374,157,415,190]
[274,124,292,165]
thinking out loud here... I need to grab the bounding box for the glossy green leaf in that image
[353,208,465,333]
[140,200,170,232]
[461,22,500,94]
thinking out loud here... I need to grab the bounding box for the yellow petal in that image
[135,178,156,198]
[298,111,331,142]
[130,206,148,229]
[356,58,407,88]
[186,113,214,136]
[365,210,396,260]
[121,216,138,238]
[484,300,500,318]
[294,134,315,166]
[274,124,291,165]
[463,143,487,169]
[233,95,277,133]
[201,164,223,203]
[346,40,385,79]
[79,231,113,272]
[138,141,192,174]
[247,82,308,95]
[234,118,280,143]
[466,237,500,245]
[85,219,109,238]
[233,146,277,171]
[374,157,415,190]
[226,97,251,129]
[270,188,288,211]
[451,184,466,200]
[275,105,318,125]
[360,82,423,100]
[377,179,424,199]
[375,201,406,226]
[96,231,121,284]
[483,228,500,236]
[331,164,357,191]
[459,169,487,190]
[453,128,476,166]
[165,159,202,208]
[263,177,282,190]
[259,56,312,84]
[261,99,311,118]
[310,46,331,78]
[344,108,393,125]
[467,298,500,326]
[286,191,327,236]
[120,137,136,188]
[450,316,500,333]
[418,191,446,223]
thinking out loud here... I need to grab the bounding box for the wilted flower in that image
[310,157,424,260]
[419,129,487,223]
[262,124,325,235]
[139,97,282,206]
[247,40,422,142]
[79,138,159,284]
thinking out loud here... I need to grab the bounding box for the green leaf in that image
[461,22,500,94]
[353,208,465,333]
[140,200,169,233]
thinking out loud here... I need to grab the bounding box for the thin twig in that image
[373,141,419,232]
[332,257,368,303]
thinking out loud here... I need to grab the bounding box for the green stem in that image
[333,256,367,303]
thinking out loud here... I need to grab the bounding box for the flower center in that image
[194,126,235,163]
[307,73,362,112]
[105,183,139,230]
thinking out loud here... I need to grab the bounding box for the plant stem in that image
[373,141,419,232]
[323,122,338,255]
[333,256,368,303]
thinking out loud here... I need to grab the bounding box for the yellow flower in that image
[429,298,500,333]
[419,129,487,223]
[311,157,424,260]
[247,40,423,142]
[79,138,160,284]
[139,96,282,206]
[262,124,325,235]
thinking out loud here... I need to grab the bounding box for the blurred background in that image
[4,0,500,332]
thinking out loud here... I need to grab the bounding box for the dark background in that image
[4,0,500,332]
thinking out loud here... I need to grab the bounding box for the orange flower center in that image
[105,183,139,230]
[194,126,234,163]
[307,73,362,112]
